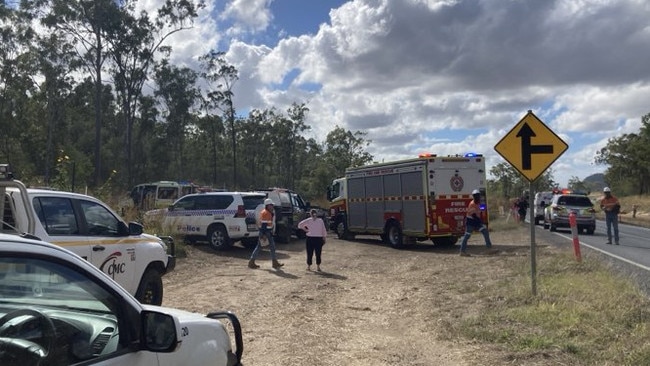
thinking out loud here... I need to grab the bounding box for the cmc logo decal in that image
[100,251,126,279]
[450,175,464,192]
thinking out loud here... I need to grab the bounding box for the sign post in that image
[494,110,568,295]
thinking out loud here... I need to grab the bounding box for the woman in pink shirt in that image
[298,209,328,271]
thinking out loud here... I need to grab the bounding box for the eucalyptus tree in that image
[153,60,199,180]
[198,50,239,188]
[323,126,374,178]
[25,0,122,185]
[595,112,650,195]
[0,3,44,173]
[107,0,204,186]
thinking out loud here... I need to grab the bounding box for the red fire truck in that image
[326,153,488,248]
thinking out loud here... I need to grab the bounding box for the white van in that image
[533,191,554,225]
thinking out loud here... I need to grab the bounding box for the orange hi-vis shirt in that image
[600,195,619,212]
[466,200,481,218]
[259,209,274,228]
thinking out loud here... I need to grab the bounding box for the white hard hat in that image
[264,198,274,205]
[603,187,611,192]
[472,189,481,195]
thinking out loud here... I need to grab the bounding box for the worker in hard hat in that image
[249,198,285,269]
[459,189,492,256]
[600,187,620,245]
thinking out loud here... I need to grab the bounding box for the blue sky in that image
[153,0,650,187]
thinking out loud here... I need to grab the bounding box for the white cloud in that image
[184,0,650,186]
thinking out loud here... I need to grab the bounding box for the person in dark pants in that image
[600,187,620,245]
[517,195,529,223]
[298,209,328,271]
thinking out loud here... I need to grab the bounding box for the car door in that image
[32,195,92,261]
[76,198,137,289]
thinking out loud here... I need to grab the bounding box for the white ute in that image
[0,233,243,365]
[0,164,174,305]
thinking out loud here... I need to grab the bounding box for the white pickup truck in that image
[0,233,243,365]
[0,164,175,305]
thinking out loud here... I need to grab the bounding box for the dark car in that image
[253,188,327,243]
[543,194,596,234]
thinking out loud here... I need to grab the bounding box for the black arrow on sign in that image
[516,122,554,170]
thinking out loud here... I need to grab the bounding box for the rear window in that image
[242,195,265,210]
[557,196,592,206]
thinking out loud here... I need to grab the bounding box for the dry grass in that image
[444,215,650,365]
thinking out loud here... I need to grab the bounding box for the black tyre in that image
[275,225,292,243]
[432,236,458,246]
[135,268,163,305]
[549,223,557,232]
[336,220,354,240]
[296,229,307,239]
[241,238,258,249]
[385,222,403,248]
[208,225,231,250]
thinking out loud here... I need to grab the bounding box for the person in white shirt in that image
[298,209,328,271]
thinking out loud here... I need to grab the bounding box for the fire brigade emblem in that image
[450,175,464,192]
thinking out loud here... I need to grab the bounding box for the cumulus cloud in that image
[180,0,650,185]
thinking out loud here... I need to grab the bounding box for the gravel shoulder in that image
[162,228,544,366]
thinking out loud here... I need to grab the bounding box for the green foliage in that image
[488,162,556,199]
[595,112,650,195]
[0,2,373,207]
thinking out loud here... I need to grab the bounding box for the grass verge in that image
[442,223,650,365]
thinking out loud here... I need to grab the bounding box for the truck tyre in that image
[275,225,292,243]
[432,236,457,246]
[241,238,258,249]
[549,223,557,232]
[135,268,163,305]
[385,222,404,248]
[336,220,354,240]
[208,225,231,250]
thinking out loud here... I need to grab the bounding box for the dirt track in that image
[161,228,543,366]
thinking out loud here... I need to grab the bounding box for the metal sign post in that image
[495,110,568,296]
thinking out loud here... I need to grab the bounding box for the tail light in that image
[235,205,246,218]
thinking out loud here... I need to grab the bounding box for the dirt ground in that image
[162,228,544,366]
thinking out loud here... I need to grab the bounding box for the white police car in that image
[0,234,243,365]
[151,192,266,250]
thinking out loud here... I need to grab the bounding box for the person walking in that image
[298,209,328,271]
[600,187,620,245]
[248,198,284,269]
[459,189,492,256]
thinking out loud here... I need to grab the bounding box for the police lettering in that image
[177,225,201,232]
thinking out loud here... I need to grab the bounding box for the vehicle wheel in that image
[296,229,307,239]
[241,238,258,249]
[549,223,557,232]
[587,228,595,235]
[336,221,354,240]
[208,225,231,250]
[135,268,163,305]
[432,236,457,246]
[275,225,292,243]
[385,222,403,249]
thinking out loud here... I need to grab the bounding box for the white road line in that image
[551,231,650,272]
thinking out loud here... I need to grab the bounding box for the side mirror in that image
[128,222,144,236]
[305,201,311,208]
[142,311,180,352]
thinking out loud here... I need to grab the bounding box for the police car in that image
[0,234,243,366]
[151,192,267,250]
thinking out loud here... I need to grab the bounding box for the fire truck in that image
[326,153,488,248]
